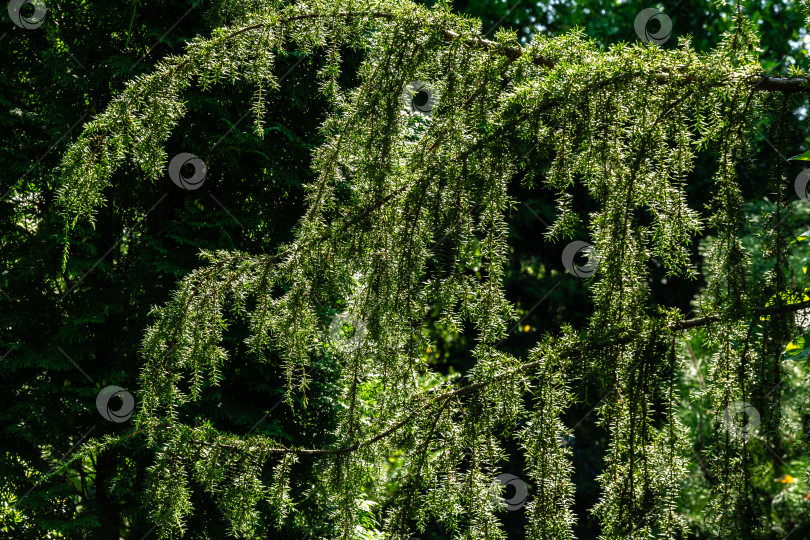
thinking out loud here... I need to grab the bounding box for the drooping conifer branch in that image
[143,297,810,461]
[54,0,810,537]
[210,14,810,93]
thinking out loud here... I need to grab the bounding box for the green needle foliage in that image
[44,0,810,537]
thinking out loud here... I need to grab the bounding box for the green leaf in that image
[790,229,810,244]
[785,335,804,355]
[789,149,810,161]
[784,333,810,361]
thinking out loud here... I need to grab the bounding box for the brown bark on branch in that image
[438,29,809,92]
[211,13,810,94]
[175,299,810,456]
